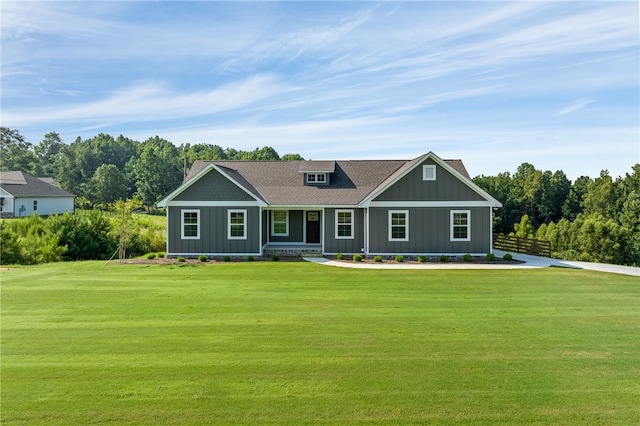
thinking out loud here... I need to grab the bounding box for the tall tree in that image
[88,164,128,205]
[34,132,66,177]
[581,170,616,218]
[133,136,182,206]
[0,127,37,173]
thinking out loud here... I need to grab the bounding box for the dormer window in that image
[299,161,335,185]
[306,173,327,184]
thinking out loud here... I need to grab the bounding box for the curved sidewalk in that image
[304,250,639,276]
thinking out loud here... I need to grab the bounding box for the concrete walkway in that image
[304,250,639,277]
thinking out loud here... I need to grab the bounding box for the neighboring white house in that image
[0,171,75,218]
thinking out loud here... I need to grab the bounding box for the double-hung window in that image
[181,209,200,239]
[271,210,289,236]
[228,209,247,240]
[335,209,354,239]
[33,200,38,211]
[388,210,409,241]
[451,210,471,241]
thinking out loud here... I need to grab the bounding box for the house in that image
[157,152,502,258]
[0,171,75,218]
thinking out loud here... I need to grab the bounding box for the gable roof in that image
[0,171,75,198]
[161,153,500,208]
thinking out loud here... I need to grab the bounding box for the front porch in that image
[262,243,323,257]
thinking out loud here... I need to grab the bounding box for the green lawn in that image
[1,262,638,425]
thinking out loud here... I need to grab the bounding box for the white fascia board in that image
[428,153,503,208]
[157,163,267,207]
[0,187,14,197]
[360,153,428,206]
[213,165,268,204]
[360,152,502,208]
[264,205,357,210]
[368,201,493,208]
[164,201,263,207]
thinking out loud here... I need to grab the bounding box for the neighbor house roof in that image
[0,171,75,198]
[162,152,499,208]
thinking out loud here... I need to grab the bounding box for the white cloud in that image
[2,75,284,126]
[555,98,596,116]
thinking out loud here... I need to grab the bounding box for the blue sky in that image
[2,1,638,180]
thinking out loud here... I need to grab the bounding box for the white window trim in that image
[450,210,471,242]
[228,209,247,240]
[335,209,354,239]
[423,165,436,181]
[388,210,409,242]
[181,209,200,240]
[306,173,326,184]
[271,210,289,236]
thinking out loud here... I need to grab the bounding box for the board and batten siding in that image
[368,207,491,254]
[374,159,485,202]
[267,210,304,243]
[173,168,255,202]
[323,208,365,254]
[168,206,260,255]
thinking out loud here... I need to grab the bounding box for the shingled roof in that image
[178,154,473,207]
[0,171,75,198]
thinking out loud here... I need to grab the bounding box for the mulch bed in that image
[112,255,522,265]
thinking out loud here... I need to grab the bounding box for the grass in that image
[1,262,638,425]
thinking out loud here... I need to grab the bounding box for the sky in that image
[1,1,638,180]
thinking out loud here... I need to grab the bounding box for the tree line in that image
[474,163,639,266]
[1,127,638,266]
[0,127,303,208]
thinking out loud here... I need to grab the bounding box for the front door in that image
[306,211,320,244]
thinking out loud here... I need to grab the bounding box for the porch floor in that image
[263,244,323,257]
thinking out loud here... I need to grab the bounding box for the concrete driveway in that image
[305,250,639,277]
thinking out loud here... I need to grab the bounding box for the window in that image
[271,210,289,236]
[423,165,436,181]
[228,209,247,240]
[335,209,354,239]
[0,197,4,212]
[181,209,200,239]
[451,210,471,241]
[306,173,326,184]
[388,210,409,241]
[33,200,38,211]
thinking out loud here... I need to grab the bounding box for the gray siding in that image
[174,168,255,202]
[267,210,304,243]
[374,159,485,202]
[368,207,491,254]
[168,206,261,255]
[324,208,365,254]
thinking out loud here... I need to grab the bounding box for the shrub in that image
[485,252,496,261]
[222,256,231,262]
[272,255,280,261]
[157,252,165,258]
[146,253,156,259]
[374,255,383,263]
[336,252,344,260]
[439,255,448,262]
[462,253,473,262]
[246,256,254,262]
[395,255,404,262]
[352,254,362,262]
[417,255,426,263]
[198,255,208,262]
[177,256,186,262]
[503,253,513,261]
